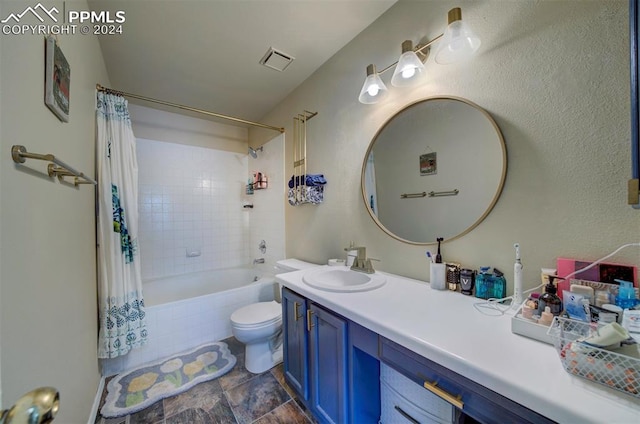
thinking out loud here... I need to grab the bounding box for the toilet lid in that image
[231,301,281,326]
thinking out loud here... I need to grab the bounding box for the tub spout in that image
[253,258,265,264]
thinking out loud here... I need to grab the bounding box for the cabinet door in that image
[309,302,349,424]
[282,288,309,399]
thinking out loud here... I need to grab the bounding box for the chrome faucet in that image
[253,258,265,264]
[344,246,375,274]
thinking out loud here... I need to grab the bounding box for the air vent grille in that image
[259,47,294,72]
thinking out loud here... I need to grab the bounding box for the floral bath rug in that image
[101,342,236,417]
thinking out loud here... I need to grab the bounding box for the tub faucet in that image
[253,258,265,264]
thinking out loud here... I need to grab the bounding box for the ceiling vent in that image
[259,47,294,72]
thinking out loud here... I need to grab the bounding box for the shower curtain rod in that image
[96,84,285,133]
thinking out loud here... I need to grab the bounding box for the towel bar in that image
[11,145,96,186]
[400,189,459,199]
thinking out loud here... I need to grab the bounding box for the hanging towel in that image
[288,174,327,188]
[288,186,325,205]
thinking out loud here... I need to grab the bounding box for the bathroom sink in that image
[302,267,386,292]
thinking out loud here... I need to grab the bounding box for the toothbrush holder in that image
[430,263,447,291]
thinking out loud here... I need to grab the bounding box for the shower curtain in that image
[96,91,147,359]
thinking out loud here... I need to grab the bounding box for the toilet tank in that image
[273,259,320,301]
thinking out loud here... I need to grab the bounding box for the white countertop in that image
[277,266,640,424]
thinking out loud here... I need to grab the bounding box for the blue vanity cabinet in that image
[308,302,349,424]
[282,287,309,399]
[379,337,556,424]
[282,288,350,424]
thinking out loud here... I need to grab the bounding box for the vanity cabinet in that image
[282,287,349,424]
[283,287,555,424]
[282,288,309,399]
[308,302,349,423]
[379,338,555,424]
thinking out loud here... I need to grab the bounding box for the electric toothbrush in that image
[512,243,523,310]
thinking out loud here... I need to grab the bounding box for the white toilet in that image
[230,259,318,374]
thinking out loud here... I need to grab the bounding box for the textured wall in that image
[252,0,640,290]
[0,0,109,420]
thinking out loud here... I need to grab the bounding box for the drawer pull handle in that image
[293,302,302,321]
[423,380,464,409]
[393,405,420,424]
[307,309,315,332]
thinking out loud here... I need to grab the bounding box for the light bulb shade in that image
[434,11,481,65]
[391,50,425,87]
[358,65,389,104]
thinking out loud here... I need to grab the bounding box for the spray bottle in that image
[512,243,523,310]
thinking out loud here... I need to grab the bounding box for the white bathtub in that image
[100,267,276,376]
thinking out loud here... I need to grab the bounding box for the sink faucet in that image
[344,246,375,274]
[253,258,265,264]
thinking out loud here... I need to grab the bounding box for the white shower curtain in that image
[96,92,147,359]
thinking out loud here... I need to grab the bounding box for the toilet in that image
[230,259,319,373]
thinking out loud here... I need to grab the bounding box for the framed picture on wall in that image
[44,36,70,122]
[420,152,437,175]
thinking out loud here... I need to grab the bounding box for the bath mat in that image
[101,342,236,418]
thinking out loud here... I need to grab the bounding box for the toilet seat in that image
[230,301,281,329]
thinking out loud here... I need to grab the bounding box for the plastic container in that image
[615,280,639,309]
[475,268,507,300]
[429,263,446,291]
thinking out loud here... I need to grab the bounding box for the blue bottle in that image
[491,268,507,299]
[475,267,491,299]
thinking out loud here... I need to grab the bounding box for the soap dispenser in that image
[615,279,639,309]
[537,275,563,316]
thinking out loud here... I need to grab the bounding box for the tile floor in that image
[95,337,315,424]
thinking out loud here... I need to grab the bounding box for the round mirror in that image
[361,96,506,245]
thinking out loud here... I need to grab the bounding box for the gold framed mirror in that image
[361,96,507,245]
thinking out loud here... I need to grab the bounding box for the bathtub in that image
[100,267,276,376]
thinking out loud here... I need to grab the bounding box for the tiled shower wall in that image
[137,138,250,280]
[136,135,285,281]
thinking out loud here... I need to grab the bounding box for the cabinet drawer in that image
[379,337,555,424]
[381,363,453,423]
[381,378,451,424]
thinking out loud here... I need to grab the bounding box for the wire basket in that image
[547,317,640,399]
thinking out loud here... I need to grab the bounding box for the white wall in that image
[0,1,109,421]
[252,0,640,291]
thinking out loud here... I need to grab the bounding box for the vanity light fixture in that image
[358,64,389,104]
[391,40,426,87]
[358,7,480,104]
